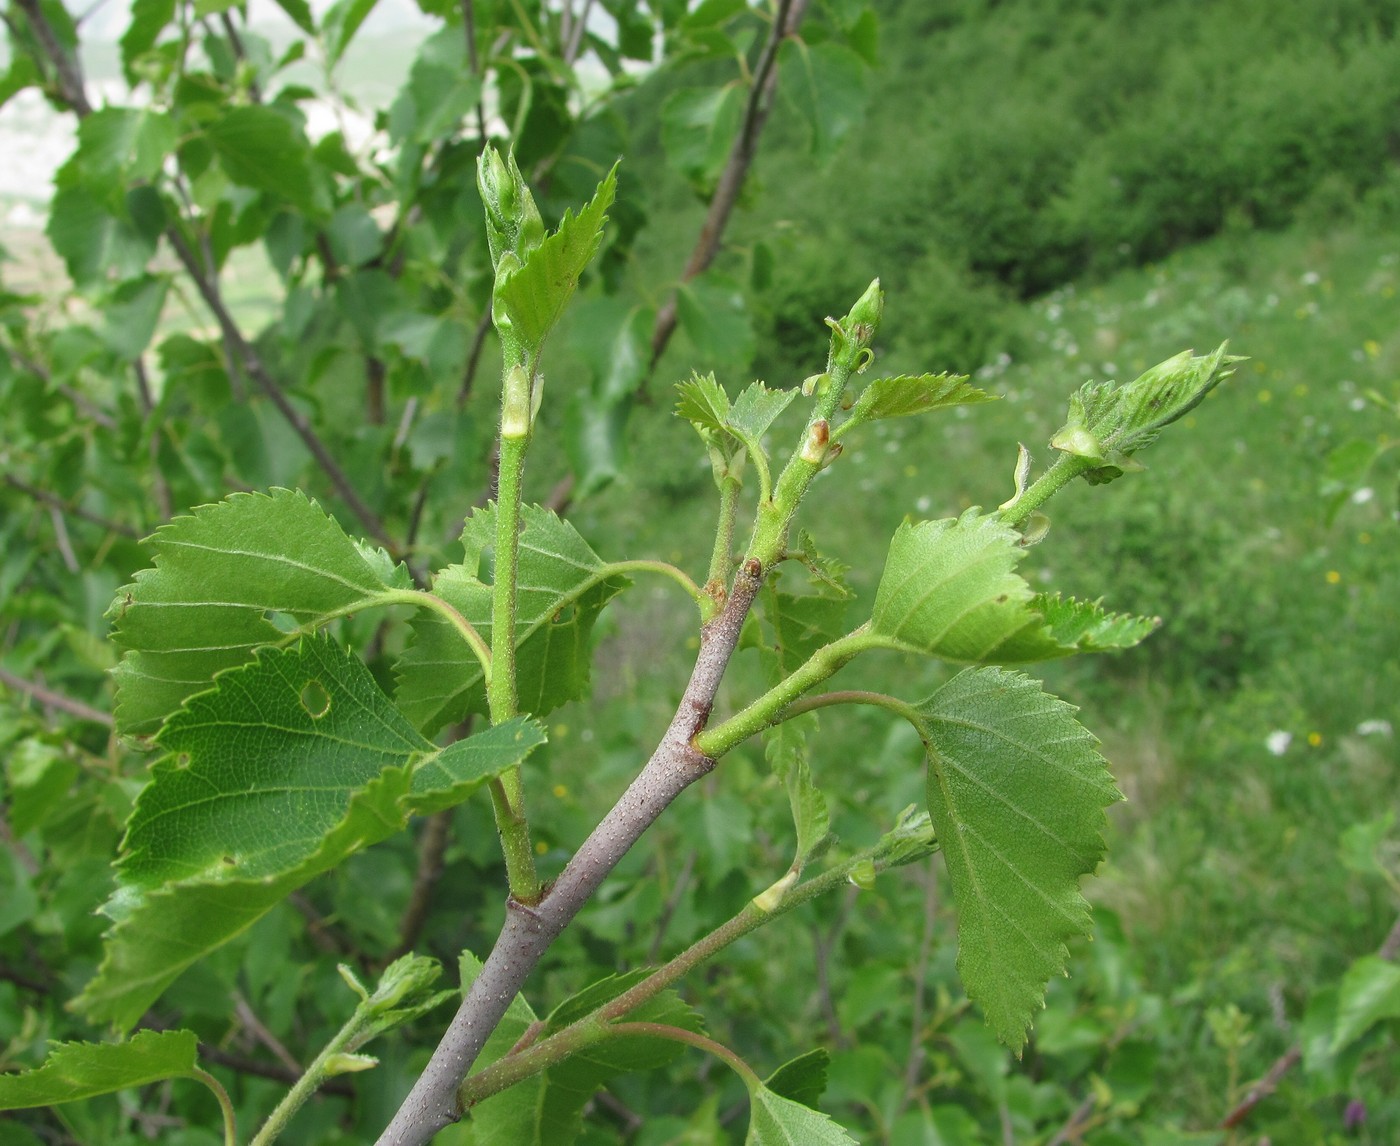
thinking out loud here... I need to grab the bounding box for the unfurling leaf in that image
[496,162,618,351]
[77,637,543,1028]
[916,668,1120,1049]
[1050,343,1241,484]
[396,504,629,735]
[763,1048,830,1110]
[0,1030,198,1110]
[109,488,408,736]
[840,372,994,432]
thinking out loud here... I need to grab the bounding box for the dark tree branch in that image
[376,559,767,1145]
[13,0,91,115]
[217,10,262,102]
[1219,1044,1303,1130]
[4,474,141,537]
[0,666,114,727]
[161,227,400,556]
[645,0,810,377]
[1220,908,1400,1130]
[388,809,455,962]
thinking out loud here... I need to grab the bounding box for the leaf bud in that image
[323,1053,379,1076]
[368,953,443,1013]
[753,870,798,913]
[477,146,545,272]
[501,363,532,439]
[847,858,877,890]
[1049,343,1242,484]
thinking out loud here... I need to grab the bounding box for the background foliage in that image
[2,0,1399,1142]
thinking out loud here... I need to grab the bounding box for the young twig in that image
[645,0,811,376]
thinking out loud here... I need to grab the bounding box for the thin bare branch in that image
[162,226,400,556]
[0,666,113,727]
[234,993,303,1076]
[646,0,810,376]
[3,474,142,537]
[563,0,594,67]
[13,0,92,115]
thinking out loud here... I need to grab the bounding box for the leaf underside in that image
[917,667,1120,1049]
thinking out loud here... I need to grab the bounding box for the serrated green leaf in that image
[64,107,177,186]
[746,1081,858,1145]
[497,165,618,351]
[984,594,1159,663]
[205,105,318,214]
[269,0,314,33]
[728,382,799,453]
[764,1048,830,1110]
[98,275,169,361]
[843,372,993,429]
[915,668,1119,1049]
[109,488,407,736]
[46,185,162,286]
[78,638,540,1028]
[392,26,484,145]
[120,0,176,78]
[870,511,1034,662]
[1331,955,1400,1053]
[408,717,547,814]
[0,1030,198,1110]
[396,504,628,735]
[676,371,733,444]
[1,48,40,108]
[1338,811,1396,878]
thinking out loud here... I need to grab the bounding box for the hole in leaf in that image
[176,752,192,768]
[552,603,576,624]
[264,610,299,633]
[300,679,332,719]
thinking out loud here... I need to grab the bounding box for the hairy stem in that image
[486,428,541,903]
[189,1068,238,1146]
[694,629,871,759]
[456,834,908,1108]
[996,450,1091,529]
